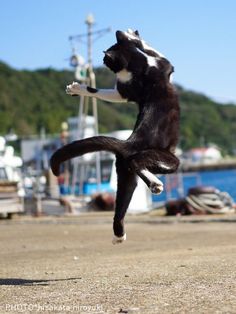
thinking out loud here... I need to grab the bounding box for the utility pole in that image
[69,14,110,195]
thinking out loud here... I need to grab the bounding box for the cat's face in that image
[103,43,130,73]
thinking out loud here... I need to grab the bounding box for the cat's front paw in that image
[66,81,81,96]
[112,233,126,245]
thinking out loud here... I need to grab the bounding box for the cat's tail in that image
[50,136,125,176]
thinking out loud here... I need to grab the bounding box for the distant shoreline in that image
[180,158,236,172]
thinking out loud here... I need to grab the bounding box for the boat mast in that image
[69,15,111,195]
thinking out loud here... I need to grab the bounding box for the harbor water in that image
[153,168,236,203]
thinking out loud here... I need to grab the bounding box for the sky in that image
[0,0,236,103]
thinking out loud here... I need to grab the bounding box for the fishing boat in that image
[0,137,24,218]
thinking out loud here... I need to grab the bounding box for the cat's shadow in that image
[0,277,81,286]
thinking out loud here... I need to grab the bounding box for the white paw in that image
[140,170,164,195]
[66,81,81,95]
[149,182,164,195]
[112,233,126,245]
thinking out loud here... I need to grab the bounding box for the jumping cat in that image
[50,30,180,244]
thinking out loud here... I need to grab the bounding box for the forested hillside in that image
[0,61,236,153]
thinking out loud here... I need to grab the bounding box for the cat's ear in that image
[134,30,140,37]
[116,30,128,43]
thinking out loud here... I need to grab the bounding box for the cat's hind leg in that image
[113,155,137,244]
[137,169,164,194]
[129,150,179,194]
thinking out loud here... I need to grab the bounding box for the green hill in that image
[0,61,235,153]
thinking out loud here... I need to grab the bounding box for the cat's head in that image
[103,30,145,74]
[118,30,175,82]
[103,30,174,82]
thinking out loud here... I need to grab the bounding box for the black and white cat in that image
[50,30,180,244]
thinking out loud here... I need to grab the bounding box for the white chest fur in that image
[116,69,133,83]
